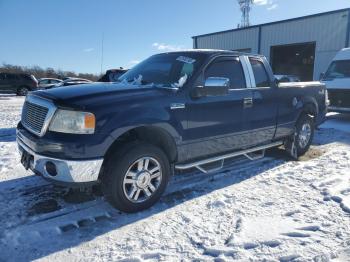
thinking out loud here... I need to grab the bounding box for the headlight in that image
[49,109,95,134]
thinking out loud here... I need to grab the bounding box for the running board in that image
[175,141,283,174]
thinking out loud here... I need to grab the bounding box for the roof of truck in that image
[160,49,264,57]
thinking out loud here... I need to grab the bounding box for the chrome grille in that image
[22,101,49,135]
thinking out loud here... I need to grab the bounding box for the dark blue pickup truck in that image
[17,50,327,212]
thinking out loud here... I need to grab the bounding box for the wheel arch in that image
[103,125,178,167]
[297,97,319,122]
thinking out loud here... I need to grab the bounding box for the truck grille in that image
[328,89,350,108]
[22,101,49,135]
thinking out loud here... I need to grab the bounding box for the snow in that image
[0,95,350,261]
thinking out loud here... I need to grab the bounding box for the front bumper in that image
[17,137,103,185]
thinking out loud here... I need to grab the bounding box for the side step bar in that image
[175,141,283,174]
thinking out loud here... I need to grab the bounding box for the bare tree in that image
[0,63,101,81]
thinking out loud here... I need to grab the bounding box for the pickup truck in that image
[17,50,327,213]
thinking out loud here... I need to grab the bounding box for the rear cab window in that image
[205,57,246,89]
[249,58,270,87]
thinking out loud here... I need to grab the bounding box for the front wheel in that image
[102,142,170,213]
[295,114,315,156]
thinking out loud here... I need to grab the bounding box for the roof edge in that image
[192,8,350,39]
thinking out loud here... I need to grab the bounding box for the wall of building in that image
[193,9,350,80]
[260,10,349,79]
[195,27,260,53]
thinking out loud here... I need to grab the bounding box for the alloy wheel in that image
[122,157,162,203]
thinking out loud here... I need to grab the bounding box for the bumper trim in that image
[328,106,350,113]
[17,138,103,184]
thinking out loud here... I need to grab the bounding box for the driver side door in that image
[184,56,252,161]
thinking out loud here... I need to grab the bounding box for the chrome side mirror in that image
[204,77,230,88]
[192,77,230,98]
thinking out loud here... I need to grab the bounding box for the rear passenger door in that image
[243,57,278,146]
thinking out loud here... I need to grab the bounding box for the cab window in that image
[205,58,246,89]
[249,58,270,87]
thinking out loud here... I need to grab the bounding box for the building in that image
[192,8,350,81]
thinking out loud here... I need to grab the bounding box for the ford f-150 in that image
[17,50,327,212]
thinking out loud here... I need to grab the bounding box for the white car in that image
[38,78,63,89]
[321,48,350,113]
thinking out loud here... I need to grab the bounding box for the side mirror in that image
[319,72,325,80]
[192,77,230,98]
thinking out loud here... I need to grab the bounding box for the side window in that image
[249,58,270,87]
[205,58,246,89]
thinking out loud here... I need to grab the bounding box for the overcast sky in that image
[0,0,349,74]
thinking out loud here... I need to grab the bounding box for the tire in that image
[294,114,314,156]
[101,142,171,213]
[17,86,29,96]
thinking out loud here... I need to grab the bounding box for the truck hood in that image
[33,82,169,108]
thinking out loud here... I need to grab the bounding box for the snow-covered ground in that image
[0,95,350,261]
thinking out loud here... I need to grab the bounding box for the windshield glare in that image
[324,60,350,79]
[118,53,203,88]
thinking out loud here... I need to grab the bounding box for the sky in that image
[0,0,349,75]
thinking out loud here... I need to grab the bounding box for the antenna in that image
[100,32,104,75]
[237,0,253,28]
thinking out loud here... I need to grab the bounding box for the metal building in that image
[192,8,350,81]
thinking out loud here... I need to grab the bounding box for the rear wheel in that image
[295,114,314,156]
[17,86,29,96]
[102,142,170,213]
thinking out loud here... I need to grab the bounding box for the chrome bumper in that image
[17,138,103,184]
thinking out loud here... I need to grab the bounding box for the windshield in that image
[324,60,350,80]
[118,53,205,88]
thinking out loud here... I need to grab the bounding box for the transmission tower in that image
[237,0,253,28]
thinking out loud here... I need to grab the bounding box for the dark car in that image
[0,73,39,95]
[98,69,128,82]
[56,78,92,87]
[17,50,327,213]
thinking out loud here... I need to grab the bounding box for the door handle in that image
[170,103,186,110]
[243,97,253,108]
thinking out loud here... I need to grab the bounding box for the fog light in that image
[45,161,57,176]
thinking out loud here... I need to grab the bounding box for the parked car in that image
[275,74,300,83]
[56,78,92,87]
[0,73,39,95]
[17,50,327,213]
[38,78,63,89]
[98,68,128,82]
[321,48,350,113]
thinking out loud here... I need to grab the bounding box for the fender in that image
[294,95,319,122]
[106,106,183,145]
